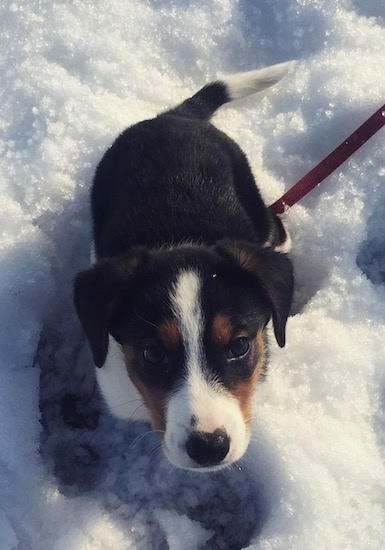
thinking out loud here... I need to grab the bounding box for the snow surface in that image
[1,0,385,548]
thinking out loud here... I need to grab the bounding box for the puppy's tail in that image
[166,60,295,121]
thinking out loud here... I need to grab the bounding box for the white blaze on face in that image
[171,270,203,370]
[164,269,249,470]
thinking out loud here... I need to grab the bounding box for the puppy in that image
[74,61,294,471]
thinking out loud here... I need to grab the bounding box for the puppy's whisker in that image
[148,442,163,465]
[134,312,161,330]
[129,402,148,419]
[218,461,241,479]
[102,398,144,412]
[249,436,266,447]
[100,399,148,423]
[151,429,166,436]
[127,429,157,453]
[109,351,122,360]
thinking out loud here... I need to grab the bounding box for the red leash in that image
[269,103,385,215]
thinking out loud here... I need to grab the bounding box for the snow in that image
[1,0,385,548]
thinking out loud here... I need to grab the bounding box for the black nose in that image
[186,428,230,466]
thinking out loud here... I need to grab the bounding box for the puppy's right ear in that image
[73,253,142,368]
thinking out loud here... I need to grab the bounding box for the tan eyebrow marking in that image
[211,313,233,345]
[157,319,181,349]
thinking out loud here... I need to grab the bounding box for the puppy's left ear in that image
[73,252,144,368]
[216,240,294,347]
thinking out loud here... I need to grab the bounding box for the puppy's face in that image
[74,241,293,470]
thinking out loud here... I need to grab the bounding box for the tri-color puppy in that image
[74,61,294,471]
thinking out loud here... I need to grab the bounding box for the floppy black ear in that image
[73,254,142,368]
[216,240,294,347]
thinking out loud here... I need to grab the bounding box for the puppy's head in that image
[74,241,293,470]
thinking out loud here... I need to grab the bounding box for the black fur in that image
[74,78,294,371]
[91,81,287,258]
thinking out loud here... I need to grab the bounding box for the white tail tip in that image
[223,60,296,101]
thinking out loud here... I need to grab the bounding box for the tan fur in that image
[211,313,233,345]
[157,319,181,350]
[229,330,265,426]
[123,345,167,436]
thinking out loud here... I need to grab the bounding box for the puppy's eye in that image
[227,337,250,359]
[143,345,168,366]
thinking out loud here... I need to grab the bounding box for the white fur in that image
[170,270,203,369]
[164,369,249,470]
[90,242,96,264]
[223,60,296,101]
[274,231,292,253]
[96,335,150,422]
[262,218,292,253]
[164,269,249,470]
